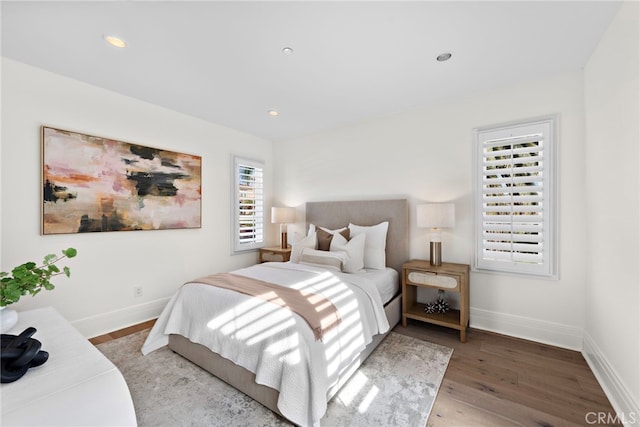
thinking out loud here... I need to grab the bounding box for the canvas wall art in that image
[42,126,202,235]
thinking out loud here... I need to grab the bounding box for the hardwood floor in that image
[91,319,620,426]
[89,319,156,345]
[394,320,621,427]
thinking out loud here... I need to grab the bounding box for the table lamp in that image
[417,203,455,266]
[271,206,296,249]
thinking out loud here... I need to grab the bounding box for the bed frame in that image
[168,199,409,422]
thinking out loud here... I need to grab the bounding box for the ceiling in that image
[1,1,621,141]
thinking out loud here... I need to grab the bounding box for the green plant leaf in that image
[63,266,71,277]
[63,248,77,258]
[4,287,21,302]
[12,267,29,279]
[43,254,57,265]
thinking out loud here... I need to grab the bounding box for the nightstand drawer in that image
[262,252,287,262]
[406,271,459,290]
[259,246,292,263]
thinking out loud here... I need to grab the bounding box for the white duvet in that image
[141,262,390,426]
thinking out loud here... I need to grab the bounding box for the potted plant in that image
[0,248,77,331]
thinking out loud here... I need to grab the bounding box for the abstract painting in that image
[42,126,201,234]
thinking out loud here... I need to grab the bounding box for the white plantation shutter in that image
[232,157,264,252]
[474,117,557,277]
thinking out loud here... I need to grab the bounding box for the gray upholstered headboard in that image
[305,199,409,275]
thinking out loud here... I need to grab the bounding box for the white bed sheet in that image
[141,262,390,427]
[352,267,399,304]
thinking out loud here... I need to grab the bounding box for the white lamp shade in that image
[271,206,296,224]
[417,204,455,229]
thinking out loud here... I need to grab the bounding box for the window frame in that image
[231,156,265,253]
[472,115,558,279]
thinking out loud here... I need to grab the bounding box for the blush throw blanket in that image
[193,272,341,340]
[142,262,390,427]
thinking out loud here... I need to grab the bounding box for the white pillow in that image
[348,221,389,270]
[330,232,365,273]
[290,231,317,263]
[307,224,316,236]
[299,248,347,272]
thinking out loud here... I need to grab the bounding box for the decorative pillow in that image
[348,221,389,270]
[290,231,317,263]
[308,224,348,234]
[316,227,350,251]
[299,248,347,272]
[330,232,365,273]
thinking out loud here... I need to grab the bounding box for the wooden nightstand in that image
[259,246,292,263]
[402,260,470,342]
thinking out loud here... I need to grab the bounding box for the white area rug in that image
[97,330,452,427]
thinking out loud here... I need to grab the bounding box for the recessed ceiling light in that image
[267,109,279,117]
[282,47,294,55]
[436,52,452,62]
[104,35,127,48]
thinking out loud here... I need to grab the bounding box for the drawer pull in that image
[407,272,458,289]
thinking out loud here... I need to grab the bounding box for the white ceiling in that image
[1,1,621,141]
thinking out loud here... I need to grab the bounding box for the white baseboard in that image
[583,333,640,427]
[71,297,169,338]
[470,307,583,350]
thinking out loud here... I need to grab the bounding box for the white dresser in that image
[0,307,137,426]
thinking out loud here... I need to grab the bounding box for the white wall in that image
[584,1,639,421]
[1,58,274,337]
[274,70,588,350]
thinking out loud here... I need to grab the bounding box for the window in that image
[473,116,557,278]
[232,156,264,253]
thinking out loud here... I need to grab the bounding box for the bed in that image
[141,199,409,426]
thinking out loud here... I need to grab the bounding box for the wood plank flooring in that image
[91,319,620,426]
[89,319,156,345]
[394,320,621,427]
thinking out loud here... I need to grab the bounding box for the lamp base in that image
[280,232,288,249]
[430,241,442,266]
